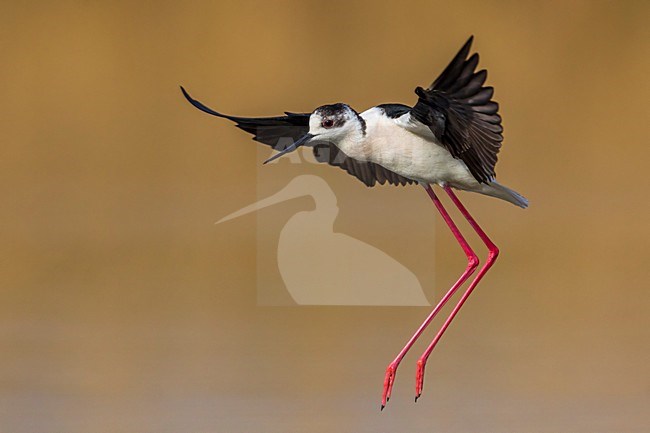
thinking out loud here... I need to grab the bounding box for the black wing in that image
[410,36,504,184]
[181,86,310,146]
[377,103,411,119]
[312,143,414,187]
[181,87,414,187]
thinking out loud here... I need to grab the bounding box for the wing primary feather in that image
[411,37,506,184]
[429,35,474,90]
[181,86,234,120]
[448,53,480,93]
[464,87,494,105]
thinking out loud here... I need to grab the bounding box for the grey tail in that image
[481,181,529,208]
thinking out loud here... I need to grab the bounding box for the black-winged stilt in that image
[181,35,528,409]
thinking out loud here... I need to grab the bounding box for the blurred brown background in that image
[1,1,649,432]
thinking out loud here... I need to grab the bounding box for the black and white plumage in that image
[182,36,529,408]
[181,36,527,208]
[180,88,414,187]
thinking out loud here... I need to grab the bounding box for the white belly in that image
[338,107,478,188]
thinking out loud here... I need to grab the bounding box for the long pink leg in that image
[414,185,499,401]
[381,184,479,410]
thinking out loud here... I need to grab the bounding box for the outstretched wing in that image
[181,86,310,146]
[410,36,504,184]
[181,87,414,187]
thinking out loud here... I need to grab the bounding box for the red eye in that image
[322,119,334,128]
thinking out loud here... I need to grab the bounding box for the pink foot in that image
[415,358,426,401]
[381,362,398,410]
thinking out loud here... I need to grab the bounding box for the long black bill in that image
[263,133,314,164]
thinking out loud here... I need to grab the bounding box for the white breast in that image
[337,107,478,187]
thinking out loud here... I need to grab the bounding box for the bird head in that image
[309,103,363,141]
[264,103,365,164]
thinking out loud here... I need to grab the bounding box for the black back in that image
[377,103,411,119]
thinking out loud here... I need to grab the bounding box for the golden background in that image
[1,1,649,431]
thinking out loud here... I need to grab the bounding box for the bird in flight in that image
[181,35,528,409]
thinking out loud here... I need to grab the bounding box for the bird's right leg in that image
[414,186,499,402]
[381,184,478,410]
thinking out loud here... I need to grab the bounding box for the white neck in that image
[333,111,381,161]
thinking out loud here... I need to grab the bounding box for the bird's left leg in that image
[381,184,479,410]
[415,185,499,401]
